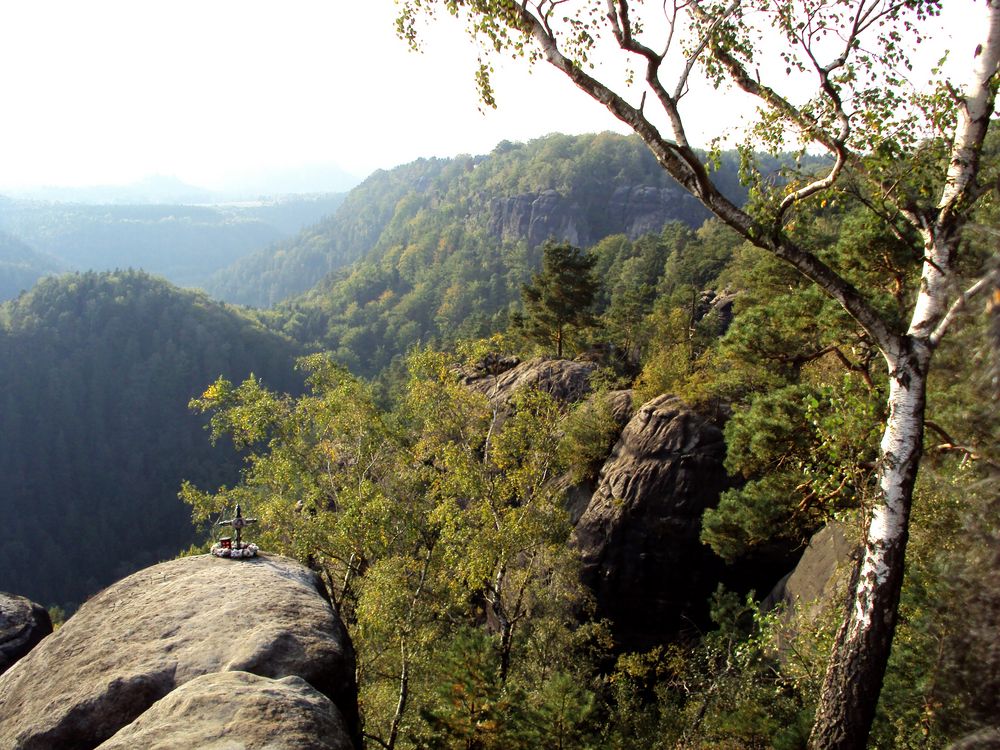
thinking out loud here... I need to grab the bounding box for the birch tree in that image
[396,1,1000,746]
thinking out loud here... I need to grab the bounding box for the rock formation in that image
[0,593,52,677]
[606,185,709,239]
[764,521,855,617]
[762,521,857,659]
[488,190,588,248]
[487,185,710,249]
[0,554,358,750]
[464,356,598,408]
[96,671,352,750]
[573,394,730,649]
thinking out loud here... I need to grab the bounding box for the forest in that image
[0,270,304,607]
[0,193,344,298]
[181,197,997,748]
[1,0,998,743]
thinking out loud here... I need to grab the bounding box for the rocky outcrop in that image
[464,357,598,408]
[765,521,855,618]
[0,593,52,677]
[486,185,710,249]
[573,394,730,649]
[603,388,636,428]
[762,521,858,661]
[695,289,738,334]
[96,671,352,750]
[488,190,587,248]
[0,554,358,750]
[607,185,709,239]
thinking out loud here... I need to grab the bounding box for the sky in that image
[0,0,984,194]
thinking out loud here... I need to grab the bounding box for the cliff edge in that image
[0,553,358,750]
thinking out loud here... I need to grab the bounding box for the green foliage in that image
[517,241,599,357]
[0,270,303,609]
[558,391,622,483]
[182,345,596,749]
[597,589,810,750]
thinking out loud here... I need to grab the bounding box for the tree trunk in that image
[809,339,929,748]
[385,637,409,750]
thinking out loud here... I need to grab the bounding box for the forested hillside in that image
[0,271,305,609]
[183,198,998,747]
[207,133,761,312]
[204,158,463,306]
[257,133,776,375]
[0,230,62,301]
[0,193,344,290]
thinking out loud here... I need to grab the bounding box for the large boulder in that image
[0,593,52,677]
[765,521,855,617]
[573,394,730,649]
[96,671,352,750]
[464,357,598,407]
[0,554,358,750]
[761,521,857,660]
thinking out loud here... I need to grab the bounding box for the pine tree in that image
[518,241,599,358]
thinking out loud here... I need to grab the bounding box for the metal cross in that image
[217,504,258,550]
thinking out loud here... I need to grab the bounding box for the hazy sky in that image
[0,0,982,192]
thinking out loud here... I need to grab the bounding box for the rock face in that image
[488,190,587,248]
[766,521,855,617]
[0,554,358,750]
[573,394,730,649]
[486,185,710,249]
[606,185,709,239]
[762,521,857,659]
[96,671,352,750]
[0,593,52,677]
[464,357,598,407]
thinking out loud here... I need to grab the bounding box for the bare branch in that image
[606,0,693,144]
[691,2,843,156]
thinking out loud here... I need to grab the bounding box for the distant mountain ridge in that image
[207,133,754,310]
[0,193,345,291]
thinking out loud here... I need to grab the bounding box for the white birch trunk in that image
[809,339,929,748]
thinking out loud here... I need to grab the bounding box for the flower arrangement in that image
[211,542,259,558]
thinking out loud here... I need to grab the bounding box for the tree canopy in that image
[395,1,1000,745]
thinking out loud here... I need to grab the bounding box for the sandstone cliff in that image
[0,593,51,677]
[573,394,731,649]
